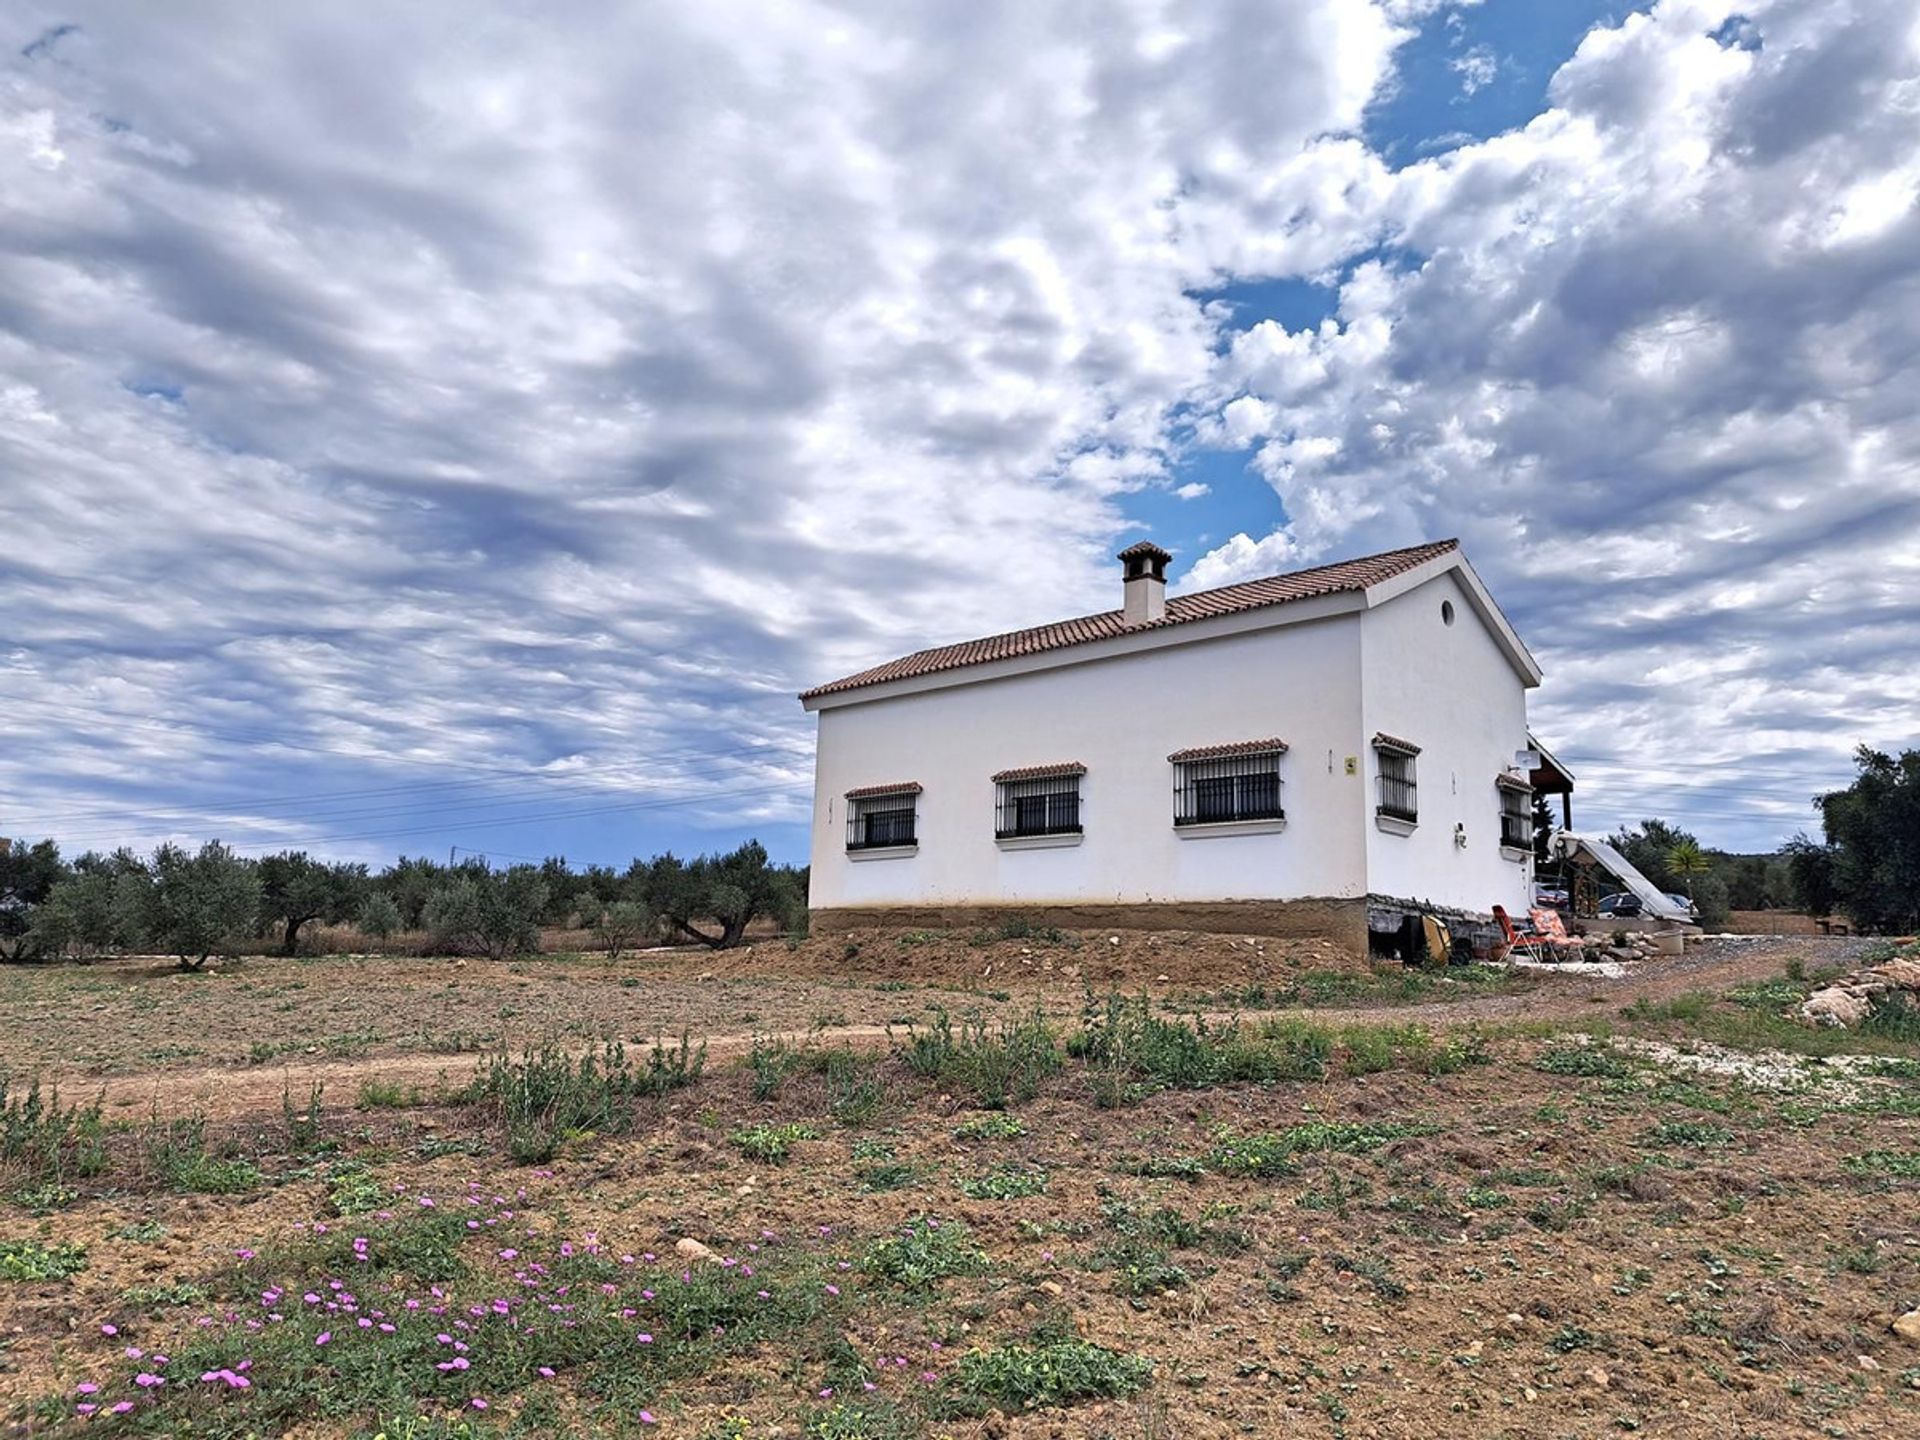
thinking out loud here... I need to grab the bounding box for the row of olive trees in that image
[0,837,808,968]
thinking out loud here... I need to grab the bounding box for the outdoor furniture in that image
[1529,907,1589,957]
[1493,905,1551,962]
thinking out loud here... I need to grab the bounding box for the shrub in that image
[466,1036,703,1163]
[953,1113,1026,1141]
[422,867,548,960]
[0,1076,105,1186]
[143,1112,260,1193]
[898,1006,1060,1109]
[594,899,655,959]
[1072,993,1326,1101]
[0,1238,88,1280]
[861,1217,988,1289]
[950,1338,1152,1411]
[1638,1120,1735,1149]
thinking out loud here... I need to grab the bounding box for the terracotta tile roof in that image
[1167,738,1289,763]
[1494,772,1533,792]
[801,539,1459,700]
[1372,732,1422,756]
[844,782,922,800]
[1117,540,1172,561]
[990,761,1087,784]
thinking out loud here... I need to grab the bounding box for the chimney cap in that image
[1117,540,1172,563]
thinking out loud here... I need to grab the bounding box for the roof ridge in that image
[800,537,1460,701]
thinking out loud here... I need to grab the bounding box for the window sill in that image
[1175,817,1288,838]
[1374,813,1418,836]
[1499,845,1531,863]
[995,832,1084,851]
[847,844,917,862]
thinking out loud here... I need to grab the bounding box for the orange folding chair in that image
[1493,905,1550,962]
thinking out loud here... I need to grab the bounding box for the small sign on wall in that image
[1344,756,1358,775]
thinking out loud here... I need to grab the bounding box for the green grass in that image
[0,1237,88,1280]
[1072,995,1328,1104]
[1536,1045,1635,1079]
[1843,1150,1920,1177]
[1183,964,1527,1011]
[465,1036,703,1163]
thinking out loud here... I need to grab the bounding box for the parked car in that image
[1532,886,1569,908]
[1598,892,1642,918]
[1664,892,1700,920]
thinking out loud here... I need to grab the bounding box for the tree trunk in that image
[282,916,305,956]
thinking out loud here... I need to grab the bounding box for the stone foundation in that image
[808,898,1369,955]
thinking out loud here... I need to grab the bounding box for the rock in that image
[1801,987,1873,1028]
[675,1237,721,1265]
[1583,1365,1611,1389]
[1109,936,1121,946]
[1858,1355,1881,1371]
[1039,1281,1064,1297]
[1502,1313,1526,1334]
[1893,1310,1920,1345]
[1155,973,1169,983]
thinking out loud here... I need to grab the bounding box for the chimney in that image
[1118,540,1171,624]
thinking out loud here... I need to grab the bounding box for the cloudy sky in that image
[2,0,1916,867]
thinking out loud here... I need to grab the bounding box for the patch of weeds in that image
[327,1162,388,1215]
[1638,1120,1735,1150]
[1295,1171,1372,1215]
[1622,992,1714,1024]
[121,1279,211,1309]
[1325,1251,1406,1300]
[283,1081,326,1152]
[0,1237,87,1280]
[1207,1118,1435,1178]
[1537,1045,1635,1079]
[111,1219,168,1242]
[957,1165,1048,1200]
[1548,1324,1601,1352]
[973,915,1072,946]
[1124,1154,1207,1181]
[466,1035,703,1164]
[855,1161,917,1193]
[1843,1150,1920,1178]
[143,1111,261,1193]
[1524,1194,1593,1231]
[1073,993,1328,1105]
[0,1076,106,1187]
[358,1078,416,1109]
[730,1122,822,1164]
[824,1049,884,1127]
[1463,1186,1511,1209]
[804,1400,918,1439]
[897,1006,1060,1109]
[1728,979,1806,1011]
[1266,1250,1313,1301]
[861,1216,988,1289]
[415,1134,487,1159]
[10,1181,78,1214]
[953,1113,1026,1141]
[948,1338,1152,1412]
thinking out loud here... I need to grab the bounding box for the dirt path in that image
[77,936,1869,1123]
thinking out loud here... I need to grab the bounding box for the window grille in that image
[994,772,1082,838]
[1173,752,1283,826]
[1374,742,1418,822]
[1498,779,1532,850]
[845,788,918,850]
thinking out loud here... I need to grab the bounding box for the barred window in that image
[992,764,1084,839]
[845,785,919,850]
[1373,734,1419,823]
[1498,778,1531,851]
[1170,742,1285,826]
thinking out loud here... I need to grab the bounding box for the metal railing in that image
[996,779,1082,838]
[1174,757,1283,826]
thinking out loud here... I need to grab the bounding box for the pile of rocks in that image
[1585,930,1673,964]
[1799,953,1920,1029]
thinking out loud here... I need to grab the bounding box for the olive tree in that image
[258,851,368,955]
[0,838,66,962]
[142,841,262,971]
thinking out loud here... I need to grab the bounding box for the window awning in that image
[845,782,922,800]
[991,762,1086,783]
[1372,732,1421,756]
[1495,772,1532,793]
[1167,738,1288,764]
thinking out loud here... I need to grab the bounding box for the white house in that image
[798,539,1567,957]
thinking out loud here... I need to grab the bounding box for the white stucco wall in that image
[1358,570,1533,915]
[807,612,1372,909]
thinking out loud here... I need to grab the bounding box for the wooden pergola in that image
[1527,733,1575,831]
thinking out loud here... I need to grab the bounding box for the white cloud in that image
[1195,0,1920,846]
[1450,44,1498,96]
[0,0,1416,859]
[1173,481,1211,500]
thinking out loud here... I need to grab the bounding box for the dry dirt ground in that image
[2,930,1916,1439]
